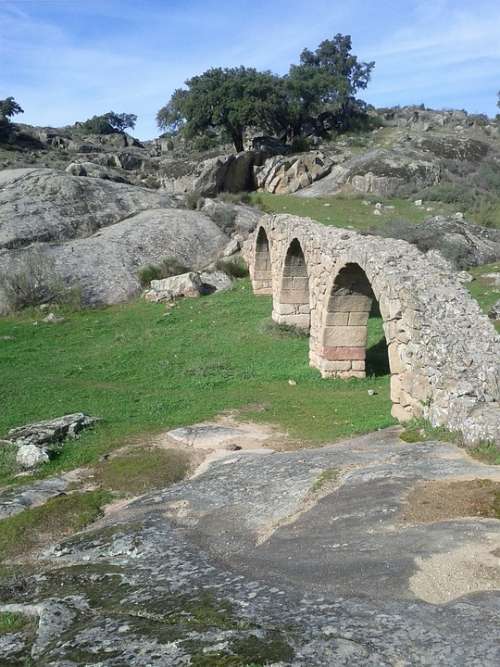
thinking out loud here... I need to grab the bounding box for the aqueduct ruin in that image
[246,214,500,446]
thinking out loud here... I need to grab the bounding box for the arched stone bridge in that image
[245,214,500,446]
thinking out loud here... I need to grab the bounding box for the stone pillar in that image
[312,263,375,378]
[273,239,310,331]
[252,227,273,295]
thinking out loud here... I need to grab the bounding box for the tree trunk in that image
[232,132,244,153]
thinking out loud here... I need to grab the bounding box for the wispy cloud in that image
[1,0,499,138]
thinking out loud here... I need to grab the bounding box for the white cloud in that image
[2,0,499,138]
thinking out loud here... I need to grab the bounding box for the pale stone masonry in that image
[245,214,500,446]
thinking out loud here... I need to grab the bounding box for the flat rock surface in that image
[3,428,500,665]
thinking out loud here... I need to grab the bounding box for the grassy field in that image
[0,281,394,486]
[250,192,454,231]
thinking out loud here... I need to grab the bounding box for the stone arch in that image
[252,226,272,295]
[273,238,311,331]
[317,262,382,378]
[245,214,500,445]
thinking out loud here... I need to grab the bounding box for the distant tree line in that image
[156,34,375,152]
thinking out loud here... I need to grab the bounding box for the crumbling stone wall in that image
[245,214,500,445]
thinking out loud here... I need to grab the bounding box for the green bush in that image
[138,257,190,287]
[138,264,162,287]
[418,183,478,208]
[215,257,249,278]
[290,135,313,153]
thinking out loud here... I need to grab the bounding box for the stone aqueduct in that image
[244,214,500,445]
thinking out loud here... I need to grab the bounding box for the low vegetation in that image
[0,611,30,635]
[215,256,249,278]
[250,192,454,231]
[0,249,82,312]
[0,280,394,486]
[94,447,190,495]
[311,467,339,493]
[0,490,112,561]
[138,256,190,287]
[399,419,459,445]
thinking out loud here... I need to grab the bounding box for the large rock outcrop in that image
[254,152,333,194]
[160,151,264,196]
[0,208,229,309]
[0,168,171,249]
[0,168,250,311]
[375,216,500,268]
[298,148,441,198]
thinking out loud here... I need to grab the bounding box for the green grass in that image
[0,611,30,635]
[469,442,500,465]
[467,261,500,331]
[311,467,339,492]
[94,448,190,495]
[399,419,459,444]
[250,192,452,231]
[0,281,394,485]
[0,490,112,561]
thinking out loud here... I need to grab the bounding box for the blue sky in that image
[1,0,500,139]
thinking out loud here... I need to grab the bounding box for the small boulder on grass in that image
[6,413,99,471]
[144,272,203,303]
[199,270,233,294]
[16,444,49,470]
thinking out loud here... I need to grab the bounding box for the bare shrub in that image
[215,256,249,278]
[0,248,82,311]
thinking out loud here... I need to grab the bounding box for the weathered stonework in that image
[245,214,500,445]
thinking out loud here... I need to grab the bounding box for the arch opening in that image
[252,227,272,295]
[273,238,311,331]
[318,263,388,378]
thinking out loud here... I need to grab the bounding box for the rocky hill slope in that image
[1,105,500,313]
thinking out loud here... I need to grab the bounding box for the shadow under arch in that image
[273,237,311,332]
[252,226,272,295]
[319,262,389,378]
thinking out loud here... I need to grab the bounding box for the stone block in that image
[352,360,365,371]
[274,303,295,316]
[390,374,402,402]
[321,346,366,361]
[324,312,349,326]
[391,403,413,422]
[329,294,372,312]
[324,325,367,347]
[388,342,405,374]
[280,290,309,304]
[293,277,309,291]
[348,312,369,326]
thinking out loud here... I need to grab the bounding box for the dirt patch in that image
[410,539,500,604]
[401,479,500,524]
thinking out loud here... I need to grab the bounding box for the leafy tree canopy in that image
[157,67,285,152]
[157,34,375,151]
[0,97,24,120]
[79,111,137,135]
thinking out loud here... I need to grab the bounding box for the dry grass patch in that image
[401,479,500,524]
[94,447,190,496]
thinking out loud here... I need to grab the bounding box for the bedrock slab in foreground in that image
[3,429,500,665]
